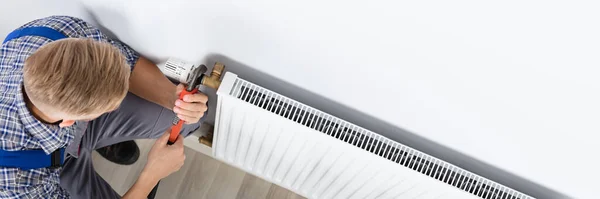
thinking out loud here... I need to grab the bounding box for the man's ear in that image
[59,120,75,128]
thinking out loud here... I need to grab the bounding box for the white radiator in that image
[212,72,533,199]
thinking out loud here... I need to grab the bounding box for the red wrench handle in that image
[169,88,199,144]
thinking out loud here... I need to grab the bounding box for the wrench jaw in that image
[186,65,208,91]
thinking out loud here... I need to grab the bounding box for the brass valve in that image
[201,62,225,89]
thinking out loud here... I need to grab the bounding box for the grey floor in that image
[92,139,305,199]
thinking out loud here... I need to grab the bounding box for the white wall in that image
[3,0,598,198]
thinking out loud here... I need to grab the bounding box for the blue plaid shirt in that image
[0,16,138,198]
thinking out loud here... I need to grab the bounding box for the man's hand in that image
[142,131,186,181]
[123,131,186,198]
[173,84,208,124]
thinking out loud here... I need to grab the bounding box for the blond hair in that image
[23,38,130,116]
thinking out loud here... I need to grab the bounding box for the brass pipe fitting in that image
[197,62,223,147]
[199,133,213,147]
[197,123,214,147]
[201,62,225,89]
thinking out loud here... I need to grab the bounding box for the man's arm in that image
[122,132,186,199]
[122,172,159,199]
[129,56,209,124]
[129,56,177,110]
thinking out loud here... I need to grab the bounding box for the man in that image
[0,16,208,198]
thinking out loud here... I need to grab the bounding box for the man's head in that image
[23,38,130,127]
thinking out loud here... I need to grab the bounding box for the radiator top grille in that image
[226,78,533,199]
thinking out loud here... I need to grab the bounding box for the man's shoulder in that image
[20,15,87,30]
[0,16,104,68]
[0,41,25,115]
[20,16,95,39]
[0,94,25,150]
[0,64,28,151]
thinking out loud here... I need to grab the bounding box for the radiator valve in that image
[159,58,225,90]
[201,62,224,89]
[158,58,223,144]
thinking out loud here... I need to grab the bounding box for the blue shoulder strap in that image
[0,148,65,170]
[0,26,68,170]
[3,26,67,44]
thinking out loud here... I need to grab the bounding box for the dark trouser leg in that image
[60,93,202,198]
